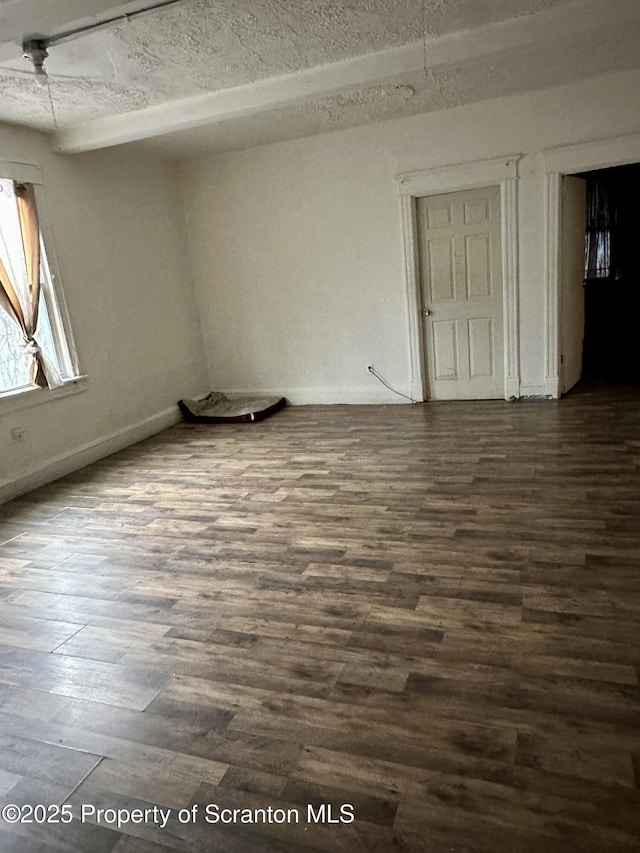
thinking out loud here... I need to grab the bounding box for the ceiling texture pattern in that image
[0,0,638,155]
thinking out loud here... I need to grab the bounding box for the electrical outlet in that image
[11,427,26,443]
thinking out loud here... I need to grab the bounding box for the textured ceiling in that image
[0,0,638,155]
[134,25,640,157]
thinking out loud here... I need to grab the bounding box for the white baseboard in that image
[543,376,560,398]
[220,386,415,405]
[0,406,182,505]
[504,378,521,400]
[410,380,426,402]
[519,383,550,398]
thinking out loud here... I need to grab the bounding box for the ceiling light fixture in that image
[20,0,190,83]
[22,39,49,86]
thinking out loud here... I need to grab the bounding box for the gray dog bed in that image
[178,391,286,423]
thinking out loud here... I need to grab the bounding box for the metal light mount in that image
[18,1,190,89]
[22,38,49,86]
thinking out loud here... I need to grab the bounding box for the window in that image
[0,171,79,397]
[584,176,615,280]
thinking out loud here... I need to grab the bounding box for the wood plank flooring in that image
[0,383,639,852]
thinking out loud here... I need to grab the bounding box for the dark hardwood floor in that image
[0,385,639,852]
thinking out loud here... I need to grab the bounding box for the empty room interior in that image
[1,1,640,851]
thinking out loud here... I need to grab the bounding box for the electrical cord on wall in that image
[368,365,419,403]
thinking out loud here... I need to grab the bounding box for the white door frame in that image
[543,131,640,397]
[397,155,521,402]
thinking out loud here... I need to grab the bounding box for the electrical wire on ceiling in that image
[0,53,60,149]
[422,0,429,79]
[16,0,195,146]
[44,76,61,152]
[20,0,193,83]
[0,66,77,81]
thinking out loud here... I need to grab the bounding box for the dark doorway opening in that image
[575,163,640,382]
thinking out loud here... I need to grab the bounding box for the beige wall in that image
[0,124,208,498]
[2,67,640,499]
[178,68,640,403]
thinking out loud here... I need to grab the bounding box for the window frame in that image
[0,159,85,412]
[584,226,612,280]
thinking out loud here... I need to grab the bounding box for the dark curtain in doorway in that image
[584,177,616,280]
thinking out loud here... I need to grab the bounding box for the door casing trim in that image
[397,155,521,401]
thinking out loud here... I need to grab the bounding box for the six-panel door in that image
[417,185,504,400]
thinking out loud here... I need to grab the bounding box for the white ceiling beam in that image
[55,40,424,154]
[0,0,164,63]
[50,0,640,154]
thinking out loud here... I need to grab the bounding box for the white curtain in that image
[0,180,61,388]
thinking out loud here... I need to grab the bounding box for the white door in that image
[417,186,504,400]
[560,176,587,394]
